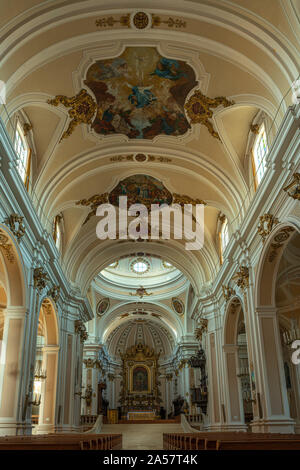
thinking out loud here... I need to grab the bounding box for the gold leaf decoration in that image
[283,173,300,201]
[47,89,97,142]
[257,213,279,243]
[4,213,26,241]
[185,90,235,139]
[232,266,249,290]
[95,15,130,28]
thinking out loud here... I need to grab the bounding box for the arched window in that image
[252,123,268,187]
[53,215,62,251]
[221,217,229,251]
[14,123,31,188]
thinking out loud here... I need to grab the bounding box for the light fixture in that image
[34,366,47,380]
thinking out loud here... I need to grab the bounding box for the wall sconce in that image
[25,393,41,407]
[34,367,47,380]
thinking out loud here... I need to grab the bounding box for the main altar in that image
[119,343,162,419]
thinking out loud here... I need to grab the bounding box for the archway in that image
[223,296,252,431]
[254,223,299,433]
[32,298,59,434]
[275,230,300,433]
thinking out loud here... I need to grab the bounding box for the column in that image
[223,344,247,431]
[0,307,26,435]
[205,332,221,430]
[251,307,295,433]
[36,345,59,433]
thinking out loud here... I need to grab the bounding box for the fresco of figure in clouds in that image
[85,47,197,139]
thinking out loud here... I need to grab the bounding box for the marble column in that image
[35,345,59,433]
[0,307,26,435]
[251,307,295,433]
[223,344,247,431]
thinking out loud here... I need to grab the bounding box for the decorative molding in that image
[76,188,206,225]
[283,173,300,200]
[130,286,153,299]
[228,297,241,315]
[95,14,130,28]
[95,12,186,30]
[268,227,295,262]
[172,193,206,206]
[172,297,185,315]
[222,285,235,301]
[132,11,150,29]
[4,213,26,241]
[96,297,110,316]
[23,123,33,136]
[75,193,109,225]
[75,319,88,343]
[185,90,234,139]
[109,154,172,164]
[257,213,279,242]
[152,15,186,29]
[107,373,115,381]
[0,230,15,263]
[33,267,49,291]
[47,89,97,142]
[178,359,188,370]
[42,299,52,315]
[195,318,208,341]
[232,266,249,290]
[83,358,101,369]
[47,285,60,303]
[250,123,260,134]
[166,373,173,381]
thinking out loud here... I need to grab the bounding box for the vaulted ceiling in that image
[1,0,299,302]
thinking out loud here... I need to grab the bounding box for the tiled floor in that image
[102,423,183,450]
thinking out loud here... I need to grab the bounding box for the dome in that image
[105,318,175,360]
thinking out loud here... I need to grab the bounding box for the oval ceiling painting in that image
[84,46,197,139]
[109,174,173,209]
[97,298,110,317]
[172,297,184,315]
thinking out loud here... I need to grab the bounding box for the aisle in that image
[101,423,184,450]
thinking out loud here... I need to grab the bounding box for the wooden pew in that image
[0,433,122,450]
[216,439,300,450]
[163,432,300,450]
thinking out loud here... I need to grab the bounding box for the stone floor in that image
[101,422,184,450]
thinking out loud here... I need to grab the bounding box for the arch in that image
[33,298,59,434]
[253,222,299,433]
[255,222,299,308]
[222,295,251,431]
[0,225,27,435]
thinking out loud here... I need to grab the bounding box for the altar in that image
[127,411,156,420]
[119,343,162,417]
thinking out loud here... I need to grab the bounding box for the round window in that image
[131,258,150,274]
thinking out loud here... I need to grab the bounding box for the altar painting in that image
[132,366,149,393]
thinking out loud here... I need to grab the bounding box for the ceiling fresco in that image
[108,174,173,208]
[84,46,197,139]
